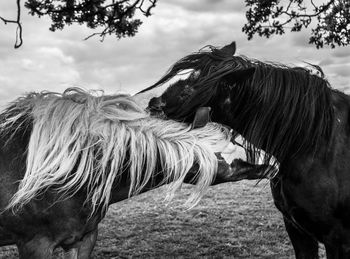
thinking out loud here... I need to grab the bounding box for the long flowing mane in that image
[144,44,334,163]
[0,88,231,214]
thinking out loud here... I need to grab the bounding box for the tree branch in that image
[81,0,157,41]
[242,0,350,48]
[15,0,23,48]
[3,0,158,47]
[0,0,23,48]
[281,0,335,18]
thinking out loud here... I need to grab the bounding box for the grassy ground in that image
[0,180,326,258]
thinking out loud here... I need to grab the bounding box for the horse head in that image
[147,66,255,127]
[144,41,261,125]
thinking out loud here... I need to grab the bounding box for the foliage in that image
[0,0,157,48]
[2,0,349,49]
[242,0,350,48]
[25,0,157,40]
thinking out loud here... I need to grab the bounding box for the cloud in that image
[165,0,246,14]
[319,58,334,66]
[292,29,312,48]
[0,0,349,107]
[37,47,74,65]
[332,47,350,58]
[329,64,350,78]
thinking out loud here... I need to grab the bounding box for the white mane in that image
[1,88,231,214]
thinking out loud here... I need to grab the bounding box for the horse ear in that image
[222,67,255,85]
[191,107,211,129]
[220,41,236,56]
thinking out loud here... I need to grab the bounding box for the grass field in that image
[1,180,325,258]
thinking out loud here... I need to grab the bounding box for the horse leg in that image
[17,236,54,259]
[63,229,98,259]
[324,243,350,259]
[0,228,15,246]
[64,248,78,259]
[77,229,98,259]
[283,217,319,259]
[324,244,339,259]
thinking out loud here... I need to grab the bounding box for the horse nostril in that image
[148,97,165,111]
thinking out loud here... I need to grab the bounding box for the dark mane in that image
[143,43,250,120]
[234,59,334,163]
[147,44,334,163]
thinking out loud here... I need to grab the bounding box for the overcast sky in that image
[0,0,349,107]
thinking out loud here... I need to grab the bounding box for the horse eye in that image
[223,82,234,90]
[179,92,190,100]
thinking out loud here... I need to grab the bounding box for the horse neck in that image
[211,83,334,164]
[209,89,274,157]
[108,158,203,205]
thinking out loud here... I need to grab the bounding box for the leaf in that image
[243,0,350,48]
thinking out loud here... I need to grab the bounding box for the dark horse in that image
[144,42,350,258]
[0,88,269,258]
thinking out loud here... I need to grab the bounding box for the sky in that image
[0,0,349,108]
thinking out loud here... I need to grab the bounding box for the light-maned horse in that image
[0,88,269,259]
[144,42,350,258]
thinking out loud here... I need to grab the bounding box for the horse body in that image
[0,88,240,258]
[146,43,350,258]
[0,156,160,258]
[270,96,350,257]
[0,100,133,257]
[0,126,100,257]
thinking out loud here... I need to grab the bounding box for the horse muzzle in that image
[147,97,166,118]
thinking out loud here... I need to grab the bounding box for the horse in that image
[0,87,270,258]
[143,42,350,258]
